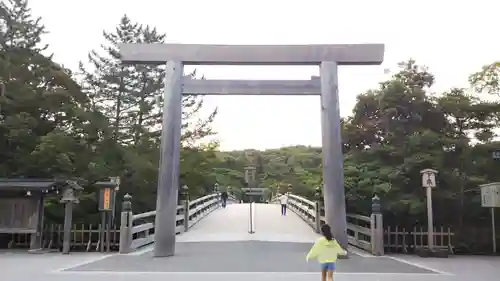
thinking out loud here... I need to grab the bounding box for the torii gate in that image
[119,43,385,257]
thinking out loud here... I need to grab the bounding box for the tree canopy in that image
[0,0,219,222]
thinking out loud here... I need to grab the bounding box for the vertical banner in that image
[103,188,111,209]
[99,188,114,211]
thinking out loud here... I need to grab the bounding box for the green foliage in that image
[2,0,500,254]
[211,59,500,253]
[0,1,218,224]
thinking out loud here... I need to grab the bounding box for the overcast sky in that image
[30,0,499,150]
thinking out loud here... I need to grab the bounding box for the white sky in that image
[30,0,499,150]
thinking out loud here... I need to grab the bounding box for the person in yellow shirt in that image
[306,224,347,281]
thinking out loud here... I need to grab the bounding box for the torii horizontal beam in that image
[119,43,384,65]
[182,76,320,95]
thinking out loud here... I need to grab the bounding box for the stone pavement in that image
[62,241,433,273]
[4,248,499,281]
[2,203,500,281]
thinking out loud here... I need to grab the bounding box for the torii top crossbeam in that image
[119,43,385,65]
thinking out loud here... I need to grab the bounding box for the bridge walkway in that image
[178,203,318,243]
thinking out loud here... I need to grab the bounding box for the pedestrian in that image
[221,191,228,208]
[279,193,288,215]
[306,224,347,281]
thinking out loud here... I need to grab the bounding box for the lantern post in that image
[420,169,438,251]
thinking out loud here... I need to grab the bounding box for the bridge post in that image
[182,185,190,232]
[314,186,322,233]
[370,195,384,256]
[119,194,133,254]
[320,61,348,250]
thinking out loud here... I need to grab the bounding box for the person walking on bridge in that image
[279,193,288,215]
[221,191,228,208]
[306,224,347,281]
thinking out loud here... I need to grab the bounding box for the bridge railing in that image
[273,193,384,256]
[119,192,237,254]
[228,193,238,202]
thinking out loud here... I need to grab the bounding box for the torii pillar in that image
[119,43,385,256]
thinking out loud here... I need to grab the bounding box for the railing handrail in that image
[119,192,237,254]
[228,193,238,202]
[288,194,315,207]
[347,214,371,222]
[277,192,384,256]
[132,210,156,220]
[189,193,217,206]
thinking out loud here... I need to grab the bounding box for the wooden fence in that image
[3,223,455,253]
[2,193,239,252]
[384,225,454,253]
[4,223,120,251]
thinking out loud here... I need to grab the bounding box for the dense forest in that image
[2,0,500,251]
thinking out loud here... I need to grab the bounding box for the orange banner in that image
[103,188,111,210]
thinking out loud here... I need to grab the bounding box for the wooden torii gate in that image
[119,43,385,257]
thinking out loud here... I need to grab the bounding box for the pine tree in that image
[0,0,89,177]
[79,15,216,147]
[79,15,142,144]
